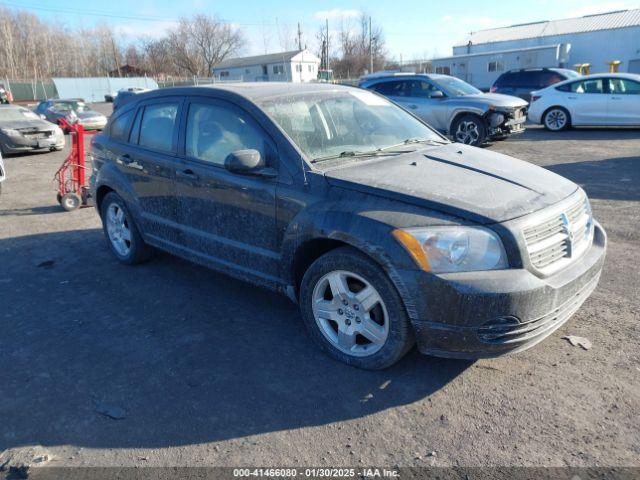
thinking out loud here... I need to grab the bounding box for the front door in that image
[606,77,640,125]
[174,97,280,281]
[563,78,608,125]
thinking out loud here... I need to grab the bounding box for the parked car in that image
[528,73,640,131]
[0,105,64,155]
[91,83,606,369]
[112,87,151,111]
[359,73,528,146]
[0,150,5,197]
[0,84,12,104]
[491,68,582,102]
[35,99,108,131]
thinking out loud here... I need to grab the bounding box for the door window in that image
[110,109,135,142]
[138,103,179,152]
[608,78,640,94]
[410,81,440,98]
[371,80,407,96]
[185,102,266,166]
[559,79,604,94]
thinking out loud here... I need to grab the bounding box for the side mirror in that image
[224,149,276,177]
[430,90,445,98]
[39,114,46,120]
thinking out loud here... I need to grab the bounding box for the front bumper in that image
[400,222,606,359]
[486,108,527,138]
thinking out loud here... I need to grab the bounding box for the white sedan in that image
[528,73,640,131]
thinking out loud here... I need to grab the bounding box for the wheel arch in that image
[95,185,115,215]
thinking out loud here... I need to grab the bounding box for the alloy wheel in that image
[455,120,480,144]
[312,270,389,357]
[106,203,132,257]
[545,109,567,130]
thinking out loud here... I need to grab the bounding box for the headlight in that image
[393,226,508,273]
[1,128,20,137]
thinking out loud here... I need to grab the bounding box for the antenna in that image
[297,22,302,50]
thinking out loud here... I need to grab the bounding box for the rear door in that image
[112,98,184,246]
[174,96,280,280]
[606,77,640,125]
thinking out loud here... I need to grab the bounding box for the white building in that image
[432,9,640,90]
[212,49,321,83]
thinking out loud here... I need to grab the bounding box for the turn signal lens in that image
[392,229,431,272]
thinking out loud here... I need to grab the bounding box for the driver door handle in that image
[408,104,418,109]
[176,168,199,180]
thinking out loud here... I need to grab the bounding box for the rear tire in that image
[543,107,571,131]
[452,114,487,146]
[100,192,152,265]
[299,246,414,370]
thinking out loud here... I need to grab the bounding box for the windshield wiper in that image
[311,138,449,163]
[379,138,449,151]
[312,150,391,163]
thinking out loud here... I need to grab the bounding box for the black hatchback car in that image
[90,83,606,369]
[491,68,582,102]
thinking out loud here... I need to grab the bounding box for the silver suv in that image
[359,73,528,146]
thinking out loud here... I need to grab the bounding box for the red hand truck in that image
[54,118,98,211]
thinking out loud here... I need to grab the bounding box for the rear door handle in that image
[176,169,199,180]
[119,153,143,170]
[611,96,622,100]
[567,96,577,100]
[408,104,418,109]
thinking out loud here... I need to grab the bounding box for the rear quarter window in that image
[109,109,134,142]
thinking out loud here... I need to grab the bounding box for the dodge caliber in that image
[90,83,606,369]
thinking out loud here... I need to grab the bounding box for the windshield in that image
[258,89,445,162]
[435,77,482,96]
[50,101,90,113]
[0,107,40,121]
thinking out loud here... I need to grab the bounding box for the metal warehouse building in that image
[212,49,321,83]
[432,9,640,90]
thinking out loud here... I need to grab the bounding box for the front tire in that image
[100,192,152,265]
[299,247,414,370]
[543,107,571,131]
[452,114,487,146]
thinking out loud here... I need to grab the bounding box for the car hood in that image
[323,143,577,224]
[450,93,528,108]
[0,119,56,130]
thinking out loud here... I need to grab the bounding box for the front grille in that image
[478,273,600,345]
[523,195,593,272]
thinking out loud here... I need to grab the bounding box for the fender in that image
[279,194,459,322]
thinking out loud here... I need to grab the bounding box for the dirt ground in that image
[0,105,638,472]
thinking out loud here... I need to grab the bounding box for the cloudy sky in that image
[4,0,639,60]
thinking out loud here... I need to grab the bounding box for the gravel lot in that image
[1,104,638,472]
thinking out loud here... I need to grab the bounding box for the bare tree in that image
[0,8,244,80]
[330,13,387,79]
[166,14,244,76]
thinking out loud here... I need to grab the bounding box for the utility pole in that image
[369,16,373,74]
[297,22,302,50]
[326,18,330,71]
